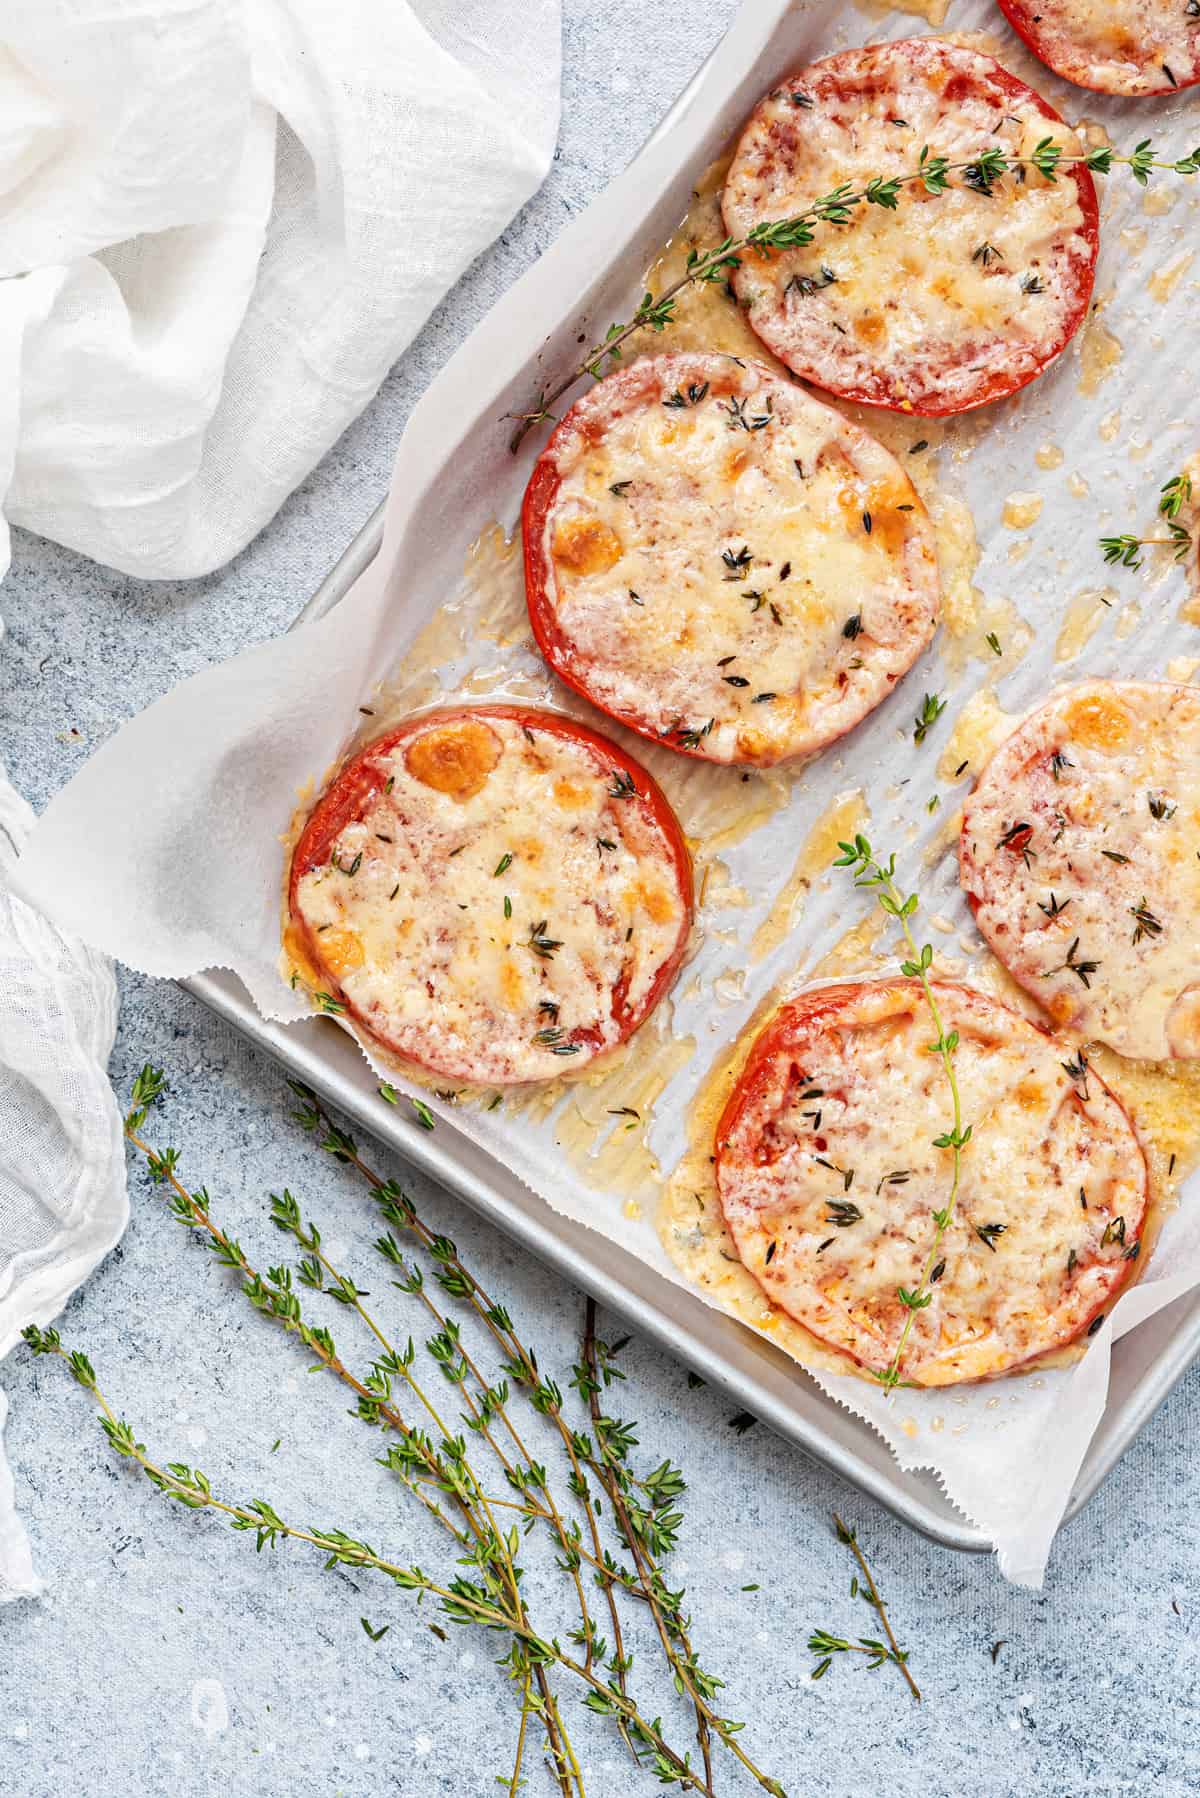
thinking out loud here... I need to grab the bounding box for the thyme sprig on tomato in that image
[510,137,1200,449]
[834,834,972,1393]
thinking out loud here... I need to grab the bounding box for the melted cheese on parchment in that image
[962,681,1200,1060]
[722,39,1093,412]
[538,351,939,764]
[715,981,1147,1387]
[291,714,687,1085]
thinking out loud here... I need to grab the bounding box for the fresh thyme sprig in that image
[833,836,972,1393]
[101,1066,791,1795]
[295,1085,647,1755]
[808,1514,919,1702]
[1100,472,1194,570]
[509,137,1200,450]
[912,692,947,747]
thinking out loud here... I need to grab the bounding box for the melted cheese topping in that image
[715,981,1147,1386]
[290,712,689,1084]
[999,0,1200,96]
[530,351,939,765]
[722,39,1095,414]
[961,682,1200,1060]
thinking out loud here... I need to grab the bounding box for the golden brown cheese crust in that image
[714,981,1147,1387]
[522,351,940,766]
[721,39,1099,416]
[960,681,1200,1061]
[288,708,693,1085]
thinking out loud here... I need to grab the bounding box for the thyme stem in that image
[582,1301,713,1791]
[1100,471,1193,569]
[509,138,1200,450]
[832,1515,920,1702]
[509,1676,534,1798]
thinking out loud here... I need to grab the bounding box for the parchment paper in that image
[14,0,1200,1584]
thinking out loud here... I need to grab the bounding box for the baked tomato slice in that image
[997,0,1200,96]
[522,350,940,766]
[722,38,1100,417]
[714,980,1147,1386]
[287,705,692,1085]
[960,680,1200,1060]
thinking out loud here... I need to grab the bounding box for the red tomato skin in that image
[288,705,694,1078]
[713,979,1146,1376]
[722,42,1101,418]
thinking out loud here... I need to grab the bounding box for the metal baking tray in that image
[184,492,1200,1555]
[184,14,1200,1554]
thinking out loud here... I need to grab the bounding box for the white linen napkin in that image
[0,765,125,1601]
[0,0,563,580]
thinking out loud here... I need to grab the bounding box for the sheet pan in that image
[184,491,1200,1554]
[117,0,1198,1551]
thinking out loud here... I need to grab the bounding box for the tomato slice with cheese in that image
[287,706,693,1084]
[714,980,1147,1387]
[522,351,940,766]
[997,0,1200,96]
[960,681,1200,1060]
[721,38,1100,417]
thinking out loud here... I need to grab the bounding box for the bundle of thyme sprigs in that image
[510,135,1200,449]
[34,1067,926,1793]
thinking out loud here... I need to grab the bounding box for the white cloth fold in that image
[0,766,126,1602]
[0,0,563,580]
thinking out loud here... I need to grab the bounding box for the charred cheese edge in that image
[1000,0,1200,96]
[721,39,1096,414]
[714,980,1147,1387]
[961,681,1200,1061]
[289,711,690,1085]
[526,351,940,766]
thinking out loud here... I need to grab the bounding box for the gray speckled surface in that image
[1,5,1198,1794]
